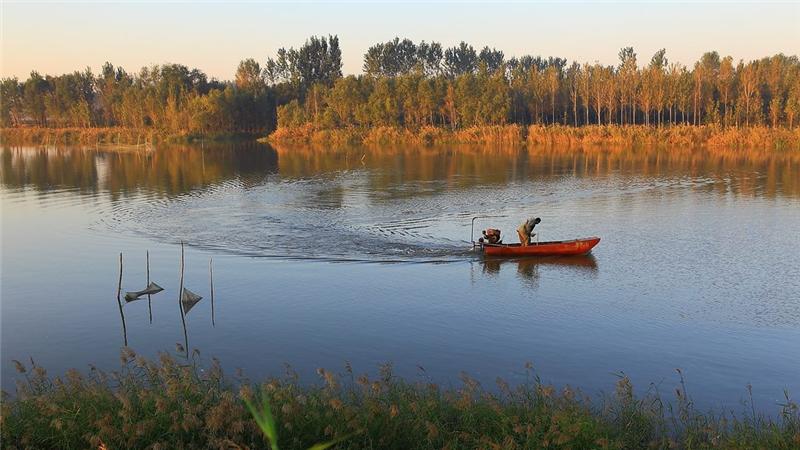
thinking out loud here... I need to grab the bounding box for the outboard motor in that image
[479,228,502,245]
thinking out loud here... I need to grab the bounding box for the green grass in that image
[1,348,798,449]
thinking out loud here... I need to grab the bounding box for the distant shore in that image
[3,125,799,152]
[266,124,800,150]
[0,127,261,146]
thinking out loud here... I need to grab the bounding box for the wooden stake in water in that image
[147,250,152,324]
[116,252,128,346]
[210,257,215,327]
[177,242,188,356]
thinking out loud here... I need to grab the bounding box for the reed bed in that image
[267,124,800,151]
[6,125,799,151]
[526,125,800,151]
[0,127,156,146]
[0,127,258,146]
[269,125,526,146]
[2,349,798,449]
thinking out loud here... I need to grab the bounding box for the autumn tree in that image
[566,62,580,126]
[618,47,638,124]
[717,56,736,127]
[6,37,799,134]
[444,42,478,77]
[0,78,23,127]
[265,35,342,96]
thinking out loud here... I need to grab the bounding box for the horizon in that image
[2,1,799,81]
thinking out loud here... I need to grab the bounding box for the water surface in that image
[2,142,799,414]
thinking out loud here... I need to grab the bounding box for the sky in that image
[1,1,798,80]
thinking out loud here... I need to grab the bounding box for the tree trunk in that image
[596,99,602,125]
[722,91,728,128]
[572,96,577,127]
[745,98,750,127]
[631,97,635,125]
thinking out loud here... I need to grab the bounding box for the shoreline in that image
[266,124,800,151]
[0,127,262,146]
[3,125,799,152]
[2,350,798,448]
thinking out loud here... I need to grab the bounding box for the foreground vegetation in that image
[2,36,799,145]
[2,349,798,449]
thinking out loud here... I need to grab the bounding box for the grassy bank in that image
[0,127,260,146]
[266,124,800,151]
[2,349,798,449]
[5,125,798,152]
[265,124,526,146]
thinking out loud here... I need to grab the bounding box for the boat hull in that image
[482,237,600,257]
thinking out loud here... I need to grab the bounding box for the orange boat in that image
[470,216,600,257]
[480,237,601,257]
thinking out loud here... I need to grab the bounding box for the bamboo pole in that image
[177,242,188,356]
[210,257,215,327]
[116,252,128,346]
[147,250,152,324]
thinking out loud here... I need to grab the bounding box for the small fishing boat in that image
[470,216,600,257]
[480,237,600,257]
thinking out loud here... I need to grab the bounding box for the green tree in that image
[1,77,23,127]
[478,46,505,74]
[738,61,760,127]
[618,47,638,124]
[236,59,266,95]
[444,42,478,77]
[566,62,581,126]
[544,65,561,124]
[23,71,50,126]
[363,38,419,77]
[717,56,736,127]
[326,76,365,126]
[265,35,342,97]
[785,79,800,128]
[367,77,399,126]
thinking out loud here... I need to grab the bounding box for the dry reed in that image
[2,350,798,449]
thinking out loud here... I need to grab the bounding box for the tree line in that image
[2,35,799,135]
[1,62,275,134]
[278,38,800,131]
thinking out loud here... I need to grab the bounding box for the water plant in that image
[244,386,361,450]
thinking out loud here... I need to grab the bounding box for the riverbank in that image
[2,350,798,449]
[266,124,800,151]
[4,126,799,152]
[0,127,261,146]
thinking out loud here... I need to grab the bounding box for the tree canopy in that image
[3,36,799,133]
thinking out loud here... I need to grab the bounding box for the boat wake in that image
[100,171,484,263]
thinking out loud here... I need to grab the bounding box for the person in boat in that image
[517,217,541,246]
[481,228,502,245]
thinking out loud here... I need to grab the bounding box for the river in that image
[1,142,798,414]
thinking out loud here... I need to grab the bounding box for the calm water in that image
[2,142,799,414]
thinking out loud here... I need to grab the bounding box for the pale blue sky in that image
[2,1,798,80]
